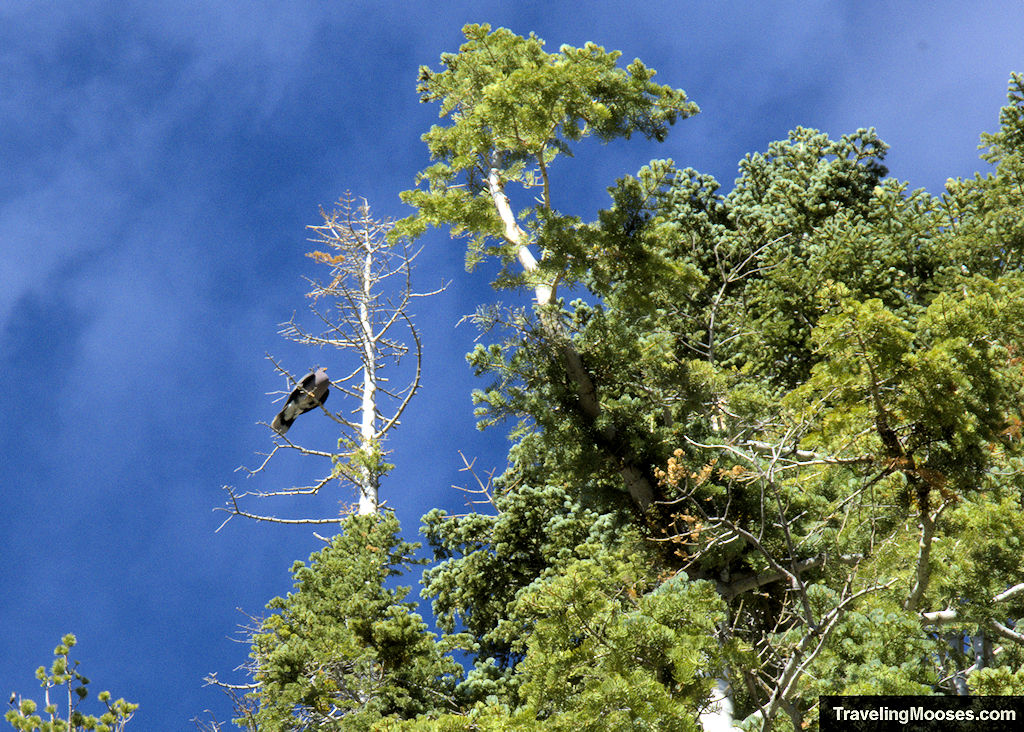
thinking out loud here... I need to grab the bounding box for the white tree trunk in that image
[358,240,378,515]
[699,678,737,731]
[485,166,655,509]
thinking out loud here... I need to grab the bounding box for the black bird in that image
[272,368,330,435]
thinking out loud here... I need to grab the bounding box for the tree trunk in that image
[486,166,656,510]
[358,239,379,515]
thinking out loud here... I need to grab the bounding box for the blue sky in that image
[1,1,1021,727]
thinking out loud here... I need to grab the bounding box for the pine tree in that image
[240,513,461,730]
[6,635,137,732]
[211,26,1024,728]
[398,24,1024,730]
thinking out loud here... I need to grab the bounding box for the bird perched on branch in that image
[272,367,330,435]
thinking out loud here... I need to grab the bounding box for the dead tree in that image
[218,194,443,527]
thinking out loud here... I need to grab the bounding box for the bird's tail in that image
[271,412,292,436]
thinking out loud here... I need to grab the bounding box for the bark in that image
[903,500,935,612]
[904,497,949,613]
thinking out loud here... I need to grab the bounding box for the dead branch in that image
[446,451,502,516]
[214,485,348,532]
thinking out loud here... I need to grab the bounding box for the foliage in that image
[398,23,1024,731]
[397,23,697,286]
[809,600,940,696]
[397,547,725,732]
[421,479,628,674]
[5,635,136,732]
[241,513,461,730]
[204,23,1024,732]
[510,548,725,731]
[969,665,1024,695]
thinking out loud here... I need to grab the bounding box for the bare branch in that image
[756,579,896,730]
[448,451,502,515]
[202,674,259,692]
[718,553,863,601]
[214,485,349,532]
[921,581,1024,627]
[988,620,1024,646]
[993,583,1024,604]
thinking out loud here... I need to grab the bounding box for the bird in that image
[272,367,330,435]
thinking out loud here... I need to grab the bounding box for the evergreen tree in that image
[214,27,1024,731]
[398,24,1024,730]
[5,634,137,732]
[239,513,461,731]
